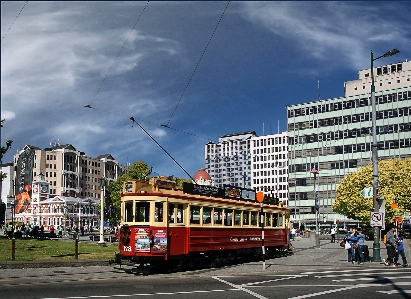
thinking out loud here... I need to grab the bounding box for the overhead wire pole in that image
[130,117,196,183]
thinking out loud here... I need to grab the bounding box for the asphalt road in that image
[1,266,411,299]
[1,237,410,299]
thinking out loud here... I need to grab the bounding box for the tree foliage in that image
[333,158,411,224]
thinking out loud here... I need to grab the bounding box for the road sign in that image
[361,187,373,198]
[370,212,384,227]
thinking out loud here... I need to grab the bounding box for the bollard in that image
[12,238,16,261]
[75,233,79,260]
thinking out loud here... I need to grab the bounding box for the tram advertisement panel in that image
[134,228,168,252]
[135,228,150,252]
[152,229,167,252]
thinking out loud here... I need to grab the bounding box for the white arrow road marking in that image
[212,276,268,299]
[378,290,411,294]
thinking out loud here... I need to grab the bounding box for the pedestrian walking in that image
[291,227,296,241]
[356,228,366,265]
[330,226,336,243]
[383,224,397,266]
[394,233,408,267]
[344,228,355,263]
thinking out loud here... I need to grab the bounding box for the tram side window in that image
[278,213,283,227]
[190,206,201,224]
[125,201,133,222]
[224,209,233,226]
[250,211,258,226]
[243,211,250,225]
[273,213,279,227]
[233,210,242,226]
[214,208,223,225]
[135,201,150,222]
[203,207,212,225]
[154,202,164,222]
[168,203,175,223]
[265,213,272,227]
[177,204,184,223]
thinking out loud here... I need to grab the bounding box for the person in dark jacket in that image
[383,225,397,266]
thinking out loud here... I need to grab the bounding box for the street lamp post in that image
[98,178,106,246]
[311,168,320,248]
[10,201,16,260]
[370,48,399,262]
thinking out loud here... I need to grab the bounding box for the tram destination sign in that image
[183,182,256,203]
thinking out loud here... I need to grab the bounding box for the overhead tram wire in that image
[130,117,197,183]
[164,1,231,128]
[87,1,150,107]
[2,1,29,43]
[56,98,215,142]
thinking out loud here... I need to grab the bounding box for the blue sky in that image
[1,1,410,179]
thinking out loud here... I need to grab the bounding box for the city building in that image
[250,132,289,206]
[287,60,411,227]
[204,131,255,189]
[1,142,126,227]
[12,143,126,199]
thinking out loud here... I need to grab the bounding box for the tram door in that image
[168,203,186,255]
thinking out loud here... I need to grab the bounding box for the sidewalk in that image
[0,236,409,274]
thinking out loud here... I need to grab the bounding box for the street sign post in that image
[361,187,373,198]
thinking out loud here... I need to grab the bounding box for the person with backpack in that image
[383,225,397,266]
[394,233,408,267]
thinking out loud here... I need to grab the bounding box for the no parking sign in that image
[370,212,384,227]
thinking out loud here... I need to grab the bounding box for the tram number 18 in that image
[123,246,132,252]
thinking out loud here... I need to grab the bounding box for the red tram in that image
[115,177,291,269]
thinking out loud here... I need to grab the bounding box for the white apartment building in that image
[250,132,289,206]
[204,131,255,188]
[287,60,411,226]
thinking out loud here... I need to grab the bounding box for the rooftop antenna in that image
[318,80,320,101]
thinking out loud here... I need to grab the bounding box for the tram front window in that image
[155,202,164,222]
[125,201,133,222]
[273,213,278,227]
[135,201,150,222]
[177,204,184,223]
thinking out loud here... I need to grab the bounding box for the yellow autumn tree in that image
[333,158,411,224]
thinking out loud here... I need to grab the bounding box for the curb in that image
[0,259,112,269]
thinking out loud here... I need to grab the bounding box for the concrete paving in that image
[0,235,409,278]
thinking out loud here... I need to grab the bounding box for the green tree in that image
[333,158,411,224]
[108,161,151,221]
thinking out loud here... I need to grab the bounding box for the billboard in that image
[15,148,35,196]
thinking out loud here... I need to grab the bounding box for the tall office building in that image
[204,131,255,188]
[287,60,411,226]
[250,132,289,206]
